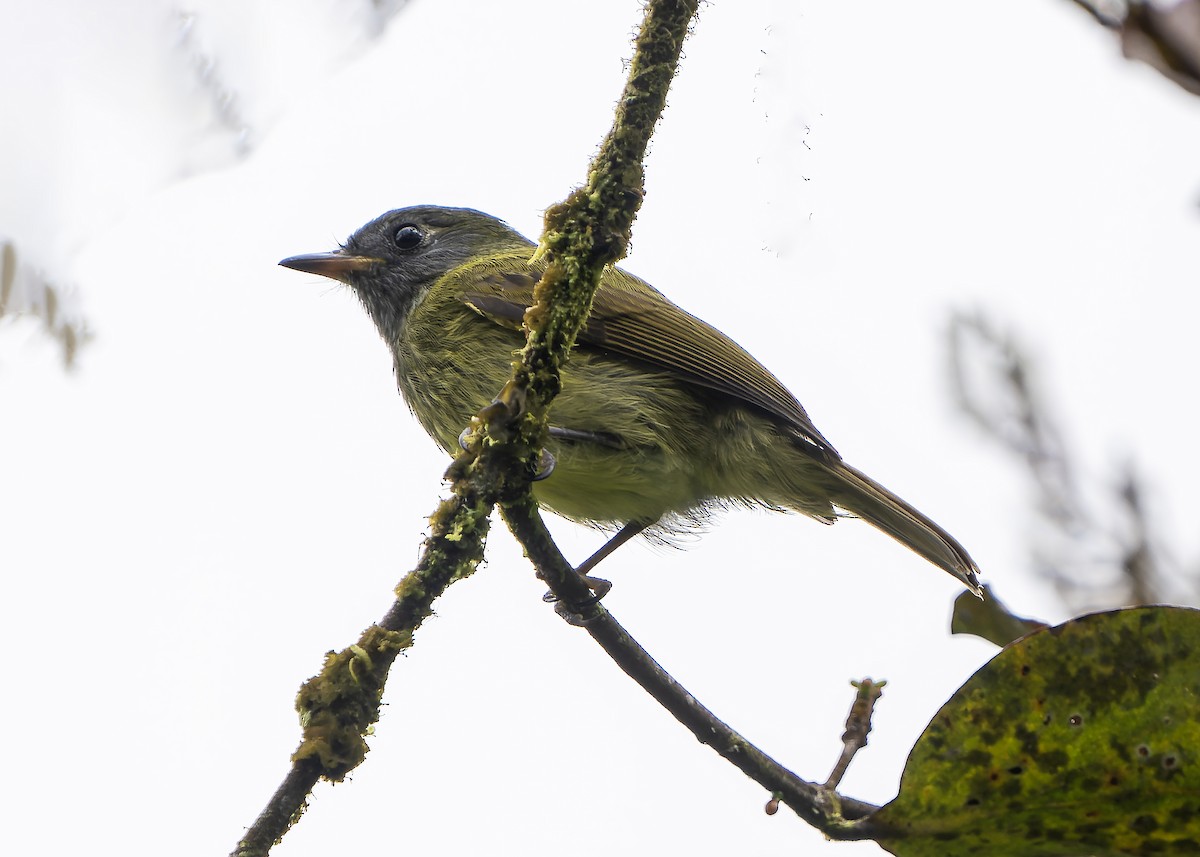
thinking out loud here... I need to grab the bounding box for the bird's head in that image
[280,205,530,340]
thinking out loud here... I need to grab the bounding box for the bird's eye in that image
[393,225,424,250]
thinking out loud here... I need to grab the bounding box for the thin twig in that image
[1117,465,1158,606]
[1063,0,1200,97]
[1065,0,1123,29]
[234,758,322,855]
[947,311,1187,610]
[1124,1,1200,96]
[824,679,886,790]
[500,498,882,837]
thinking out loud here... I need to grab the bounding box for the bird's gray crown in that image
[341,204,531,340]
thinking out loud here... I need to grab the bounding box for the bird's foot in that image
[543,572,613,625]
[541,572,612,604]
[532,449,555,481]
[457,428,555,481]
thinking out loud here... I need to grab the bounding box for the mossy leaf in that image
[873,605,1200,856]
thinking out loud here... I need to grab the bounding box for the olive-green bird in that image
[281,205,982,595]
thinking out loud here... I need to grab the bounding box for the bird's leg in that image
[525,425,646,610]
[547,426,625,449]
[542,519,651,606]
[529,426,623,481]
[577,519,650,577]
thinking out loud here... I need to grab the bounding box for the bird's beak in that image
[279,251,380,283]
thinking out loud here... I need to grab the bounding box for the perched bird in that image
[281,205,981,594]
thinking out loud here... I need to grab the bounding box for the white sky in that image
[3,1,1198,855]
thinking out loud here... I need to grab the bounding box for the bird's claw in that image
[458,428,555,481]
[542,573,612,609]
[533,449,555,481]
[554,600,603,626]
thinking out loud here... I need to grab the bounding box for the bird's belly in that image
[396,336,720,526]
[532,438,698,526]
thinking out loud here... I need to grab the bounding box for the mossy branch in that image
[492,0,891,835]
[459,0,700,491]
[232,2,700,854]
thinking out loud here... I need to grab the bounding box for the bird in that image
[280,205,982,595]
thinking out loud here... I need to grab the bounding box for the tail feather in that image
[827,460,982,596]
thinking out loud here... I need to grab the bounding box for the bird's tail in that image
[826,460,982,596]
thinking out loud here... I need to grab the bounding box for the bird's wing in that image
[457,261,837,457]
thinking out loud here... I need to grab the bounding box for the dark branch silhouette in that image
[1065,0,1200,96]
[500,498,884,837]
[947,311,1194,611]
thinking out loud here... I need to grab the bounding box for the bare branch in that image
[1066,0,1124,29]
[1064,0,1200,97]
[824,679,886,791]
[1115,463,1164,605]
[500,497,883,838]
[947,311,1190,610]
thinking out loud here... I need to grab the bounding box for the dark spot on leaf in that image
[963,749,992,767]
[1037,749,1069,772]
[1171,804,1199,822]
[1131,814,1159,834]
[880,608,1200,843]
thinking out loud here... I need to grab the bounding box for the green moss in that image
[292,626,412,780]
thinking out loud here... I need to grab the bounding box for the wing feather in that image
[457,261,837,456]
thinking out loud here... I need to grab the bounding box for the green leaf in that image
[873,605,1200,856]
[951,584,1047,648]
